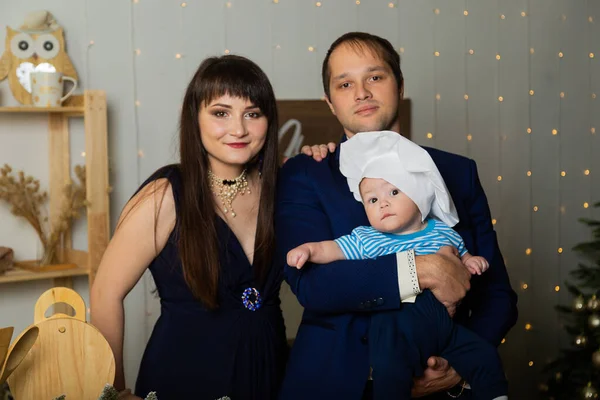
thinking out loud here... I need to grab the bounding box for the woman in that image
[91,55,315,399]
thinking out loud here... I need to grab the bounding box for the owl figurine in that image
[0,11,78,105]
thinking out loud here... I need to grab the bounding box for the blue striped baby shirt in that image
[334,219,467,260]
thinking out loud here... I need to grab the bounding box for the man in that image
[276,32,518,399]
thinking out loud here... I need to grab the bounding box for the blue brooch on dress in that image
[241,287,262,311]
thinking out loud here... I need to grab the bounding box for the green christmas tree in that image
[541,202,600,399]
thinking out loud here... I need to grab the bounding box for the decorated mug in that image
[30,71,77,107]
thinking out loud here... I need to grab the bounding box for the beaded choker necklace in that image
[208,169,250,217]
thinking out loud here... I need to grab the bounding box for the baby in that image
[287,131,508,400]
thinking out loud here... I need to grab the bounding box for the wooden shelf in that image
[0,94,85,116]
[0,91,109,290]
[0,265,89,284]
[0,106,84,116]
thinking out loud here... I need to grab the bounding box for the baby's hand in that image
[464,256,489,275]
[287,246,310,269]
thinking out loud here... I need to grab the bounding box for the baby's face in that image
[359,178,422,234]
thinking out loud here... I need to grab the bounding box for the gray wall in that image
[0,0,598,397]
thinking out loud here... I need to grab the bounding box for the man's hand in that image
[300,142,337,162]
[411,356,462,397]
[415,246,471,316]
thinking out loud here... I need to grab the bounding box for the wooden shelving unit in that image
[0,90,109,290]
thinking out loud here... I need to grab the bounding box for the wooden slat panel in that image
[84,91,110,287]
[48,114,72,258]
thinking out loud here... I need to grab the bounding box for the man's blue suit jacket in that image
[275,142,518,400]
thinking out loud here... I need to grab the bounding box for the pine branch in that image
[544,201,600,397]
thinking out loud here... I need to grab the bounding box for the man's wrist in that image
[415,253,436,290]
[397,250,420,302]
[446,380,467,398]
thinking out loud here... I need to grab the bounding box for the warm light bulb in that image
[224,49,230,54]
[427,132,433,139]
[591,53,595,59]
[530,48,535,54]
[555,286,560,292]
[434,8,440,14]
[529,361,534,367]
[175,53,182,59]
[436,94,441,100]
[498,96,504,102]
[181,2,187,6]
[468,49,474,55]
[525,323,532,330]
[527,128,532,134]
[308,46,315,52]
[496,54,501,60]
[467,134,472,141]
[500,14,505,19]
[81,151,86,157]
[558,247,563,254]
[552,129,558,135]
[533,206,538,211]
[560,92,565,98]
[497,176,502,181]
[522,283,528,290]
[589,16,594,23]
[492,219,497,225]
[529,90,534,95]
[464,10,469,16]
[273,0,279,3]
[464,94,469,100]
[135,100,141,107]
[558,51,564,58]
[584,202,589,208]
[592,127,596,134]
[434,51,440,56]
[501,338,506,344]
[561,171,566,177]
[527,171,532,176]
[388,2,395,7]
[584,169,590,175]
[316,1,322,6]
[526,248,532,255]
[521,11,527,17]
[399,47,404,54]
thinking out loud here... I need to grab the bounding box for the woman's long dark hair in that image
[179,55,279,309]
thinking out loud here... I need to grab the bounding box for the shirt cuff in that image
[396,249,420,303]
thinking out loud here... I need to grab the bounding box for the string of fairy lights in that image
[464,1,471,159]
[525,0,535,376]
[556,4,565,368]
